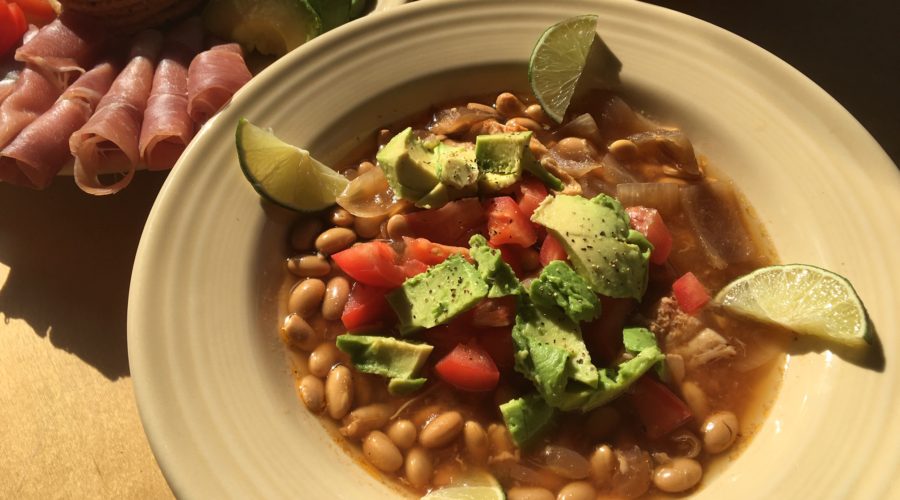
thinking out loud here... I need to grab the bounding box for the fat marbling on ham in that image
[0,61,118,189]
[0,67,62,149]
[15,10,106,89]
[71,30,162,195]
[138,17,203,171]
[187,42,251,125]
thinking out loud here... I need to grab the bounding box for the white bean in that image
[325,365,353,419]
[652,457,702,493]
[363,431,403,472]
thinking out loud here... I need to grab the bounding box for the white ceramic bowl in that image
[128,1,900,498]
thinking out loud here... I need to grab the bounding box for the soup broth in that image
[276,89,785,499]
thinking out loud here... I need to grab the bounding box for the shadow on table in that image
[0,172,168,380]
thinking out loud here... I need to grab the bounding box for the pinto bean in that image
[496,92,527,118]
[405,447,433,488]
[287,254,331,278]
[279,313,320,351]
[701,411,739,454]
[322,276,350,321]
[315,227,357,255]
[508,487,554,500]
[330,207,355,227]
[652,457,702,493]
[419,411,463,448]
[556,481,596,500]
[308,342,341,378]
[298,375,325,413]
[363,431,403,472]
[353,215,386,239]
[340,403,393,439]
[325,365,353,419]
[386,214,411,240]
[589,445,615,486]
[288,278,326,317]
[387,419,417,450]
[463,421,489,464]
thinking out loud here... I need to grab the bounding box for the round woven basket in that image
[59,0,204,33]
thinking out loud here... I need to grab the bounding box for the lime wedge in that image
[308,0,350,31]
[236,118,348,212]
[714,264,871,347]
[203,0,322,56]
[421,470,505,500]
[528,14,622,123]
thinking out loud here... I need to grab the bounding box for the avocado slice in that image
[387,254,489,335]
[500,394,556,448]
[475,132,532,192]
[335,334,433,393]
[468,235,522,298]
[376,127,441,202]
[435,143,479,189]
[532,194,652,300]
[529,261,600,323]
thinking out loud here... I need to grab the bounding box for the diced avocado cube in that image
[388,377,427,395]
[415,181,477,210]
[387,254,489,335]
[435,143,478,190]
[529,261,600,323]
[468,235,522,298]
[376,127,440,201]
[531,194,652,300]
[500,394,556,448]
[475,131,532,192]
[336,334,433,379]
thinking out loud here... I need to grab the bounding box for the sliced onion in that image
[546,137,603,178]
[615,182,683,217]
[541,445,591,479]
[680,181,757,269]
[429,105,497,135]
[558,113,604,146]
[335,166,405,218]
[627,129,701,177]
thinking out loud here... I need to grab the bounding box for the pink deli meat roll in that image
[0,62,117,189]
[138,17,203,171]
[15,10,106,89]
[187,43,251,125]
[0,67,62,149]
[71,30,163,195]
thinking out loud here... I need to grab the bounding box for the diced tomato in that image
[402,236,469,266]
[434,343,500,392]
[341,283,394,331]
[539,233,567,266]
[582,297,634,365]
[404,198,486,246]
[495,244,527,278]
[422,322,472,359]
[332,241,407,288]
[475,328,515,372]
[424,311,516,372]
[0,1,28,56]
[11,0,55,25]
[627,376,693,439]
[484,196,538,248]
[515,175,549,219]
[626,206,673,265]
[672,272,710,314]
[401,258,428,278]
[470,296,517,327]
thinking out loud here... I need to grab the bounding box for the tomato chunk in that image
[341,283,394,330]
[332,241,407,288]
[402,236,469,266]
[627,376,693,439]
[404,198,486,246]
[434,343,500,392]
[485,196,538,248]
[470,296,517,327]
[539,233,567,266]
[0,1,28,55]
[11,0,55,25]
[672,272,710,314]
[515,175,549,219]
[626,206,673,265]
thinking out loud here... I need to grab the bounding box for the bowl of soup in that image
[128,1,900,499]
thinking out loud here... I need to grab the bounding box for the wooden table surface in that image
[1,2,896,499]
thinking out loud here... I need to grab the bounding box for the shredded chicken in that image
[648,296,736,368]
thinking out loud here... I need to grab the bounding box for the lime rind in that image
[236,119,348,212]
[714,264,871,347]
[420,470,504,500]
[528,14,599,123]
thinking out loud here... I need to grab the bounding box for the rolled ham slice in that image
[14,10,106,89]
[0,66,62,149]
[138,17,203,171]
[187,43,251,125]
[71,30,162,195]
[0,62,117,189]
